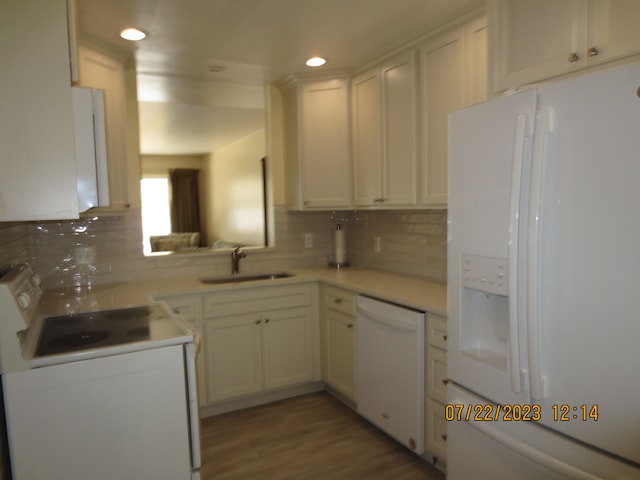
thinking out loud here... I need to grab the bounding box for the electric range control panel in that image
[10,265,42,311]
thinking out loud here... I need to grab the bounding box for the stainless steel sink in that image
[199,272,294,285]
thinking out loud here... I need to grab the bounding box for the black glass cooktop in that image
[35,305,164,357]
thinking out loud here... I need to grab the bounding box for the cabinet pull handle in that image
[347,323,354,329]
[333,298,344,304]
[568,52,580,63]
[587,47,599,57]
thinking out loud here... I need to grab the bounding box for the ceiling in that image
[76,0,482,155]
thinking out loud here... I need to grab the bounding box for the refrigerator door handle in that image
[527,109,549,400]
[507,113,529,394]
[463,419,601,480]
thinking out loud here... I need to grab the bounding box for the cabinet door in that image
[425,397,448,463]
[78,45,132,211]
[0,0,79,221]
[465,15,489,106]
[352,69,382,206]
[426,346,448,404]
[420,28,465,207]
[490,0,586,92]
[324,309,355,401]
[205,314,262,402]
[587,0,640,66]
[262,307,313,390]
[380,51,418,207]
[298,79,351,208]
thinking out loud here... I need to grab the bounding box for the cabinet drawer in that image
[426,345,448,404]
[426,397,447,461]
[322,285,356,316]
[204,284,312,318]
[158,295,199,322]
[427,314,447,350]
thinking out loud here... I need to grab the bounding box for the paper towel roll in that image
[335,224,345,264]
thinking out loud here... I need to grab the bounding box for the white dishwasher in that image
[355,295,425,454]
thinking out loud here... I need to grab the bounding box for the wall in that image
[0,223,30,268]
[0,206,447,289]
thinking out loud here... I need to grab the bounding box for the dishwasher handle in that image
[356,299,422,332]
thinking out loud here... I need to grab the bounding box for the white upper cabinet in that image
[351,69,382,206]
[77,44,141,211]
[419,15,487,208]
[490,0,640,92]
[283,76,352,210]
[587,0,640,66]
[0,0,80,221]
[352,51,418,208]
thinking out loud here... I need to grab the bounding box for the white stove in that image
[0,263,202,480]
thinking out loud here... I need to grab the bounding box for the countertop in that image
[38,267,447,318]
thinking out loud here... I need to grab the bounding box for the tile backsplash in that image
[0,206,447,287]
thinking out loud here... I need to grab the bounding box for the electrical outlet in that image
[74,246,96,265]
[374,236,381,253]
[304,233,313,249]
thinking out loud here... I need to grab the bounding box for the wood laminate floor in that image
[200,391,446,480]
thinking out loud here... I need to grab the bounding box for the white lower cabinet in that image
[320,285,357,402]
[426,397,448,461]
[425,314,448,469]
[203,284,316,403]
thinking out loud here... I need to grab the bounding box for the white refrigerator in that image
[447,61,640,478]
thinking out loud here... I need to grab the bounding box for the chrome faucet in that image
[231,247,247,275]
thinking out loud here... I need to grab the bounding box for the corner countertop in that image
[38,267,447,318]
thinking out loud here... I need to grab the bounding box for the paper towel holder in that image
[329,224,350,269]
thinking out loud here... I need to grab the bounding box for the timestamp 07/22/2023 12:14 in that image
[445,403,600,423]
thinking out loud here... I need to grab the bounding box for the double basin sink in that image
[199,272,294,285]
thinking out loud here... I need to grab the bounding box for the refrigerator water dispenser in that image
[460,254,509,370]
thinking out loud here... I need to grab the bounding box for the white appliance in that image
[0,264,201,479]
[447,62,640,478]
[355,295,425,454]
[72,86,110,212]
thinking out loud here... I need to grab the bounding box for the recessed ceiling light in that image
[120,28,146,41]
[306,57,327,67]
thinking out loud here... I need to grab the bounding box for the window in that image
[140,177,171,254]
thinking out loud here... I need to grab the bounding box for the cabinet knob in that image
[303,200,310,206]
[442,379,449,386]
[587,46,600,57]
[441,434,447,442]
[567,52,580,63]
[333,298,344,304]
[264,318,270,324]
[255,319,261,325]
[442,335,447,342]
[347,323,354,329]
